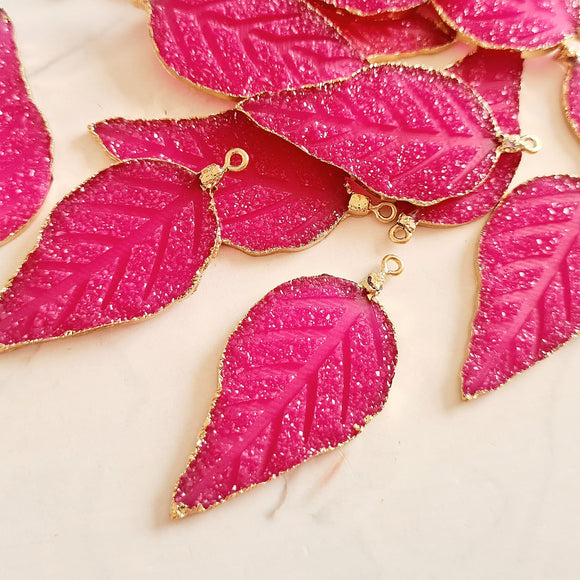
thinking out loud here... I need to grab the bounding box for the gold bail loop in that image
[499,134,542,154]
[345,185,416,243]
[200,148,249,191]
[347,190,397,223]
[388,213,416,244]
[362,254,404,297]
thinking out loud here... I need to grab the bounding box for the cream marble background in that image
[1,1,579,578]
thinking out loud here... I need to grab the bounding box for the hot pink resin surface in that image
[0,10,52,244]
[93,110,349,254]
[242,64,500,205]
[463,175,580,398]
[433,0,579,51]
[449,49,522,136]
[564,59,580,140]
[407,49,523,225]
[410,153,521,225]
[308,0,455,57]
[327,0,426,14]
[0,160,218,351]
[148,0,364,98]
[173,275,397,513]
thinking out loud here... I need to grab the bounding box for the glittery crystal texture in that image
[433,0,579,51]
[173,275,397,515]
[0,10,52,244]
[405,49,523,225]
[563,58,580,140]
[92,110,349,254]
[326,0,426,14]
[242,64,500,205]
[463,175,580,398]
[308,0,455,58]
[0,160,218,351]
[148,0,365,98]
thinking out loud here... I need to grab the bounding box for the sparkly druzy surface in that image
[174,275,397,512]
[148,0,365,98]
[308,0,455,58]
[93,110,349,254]
[408,49,523,225]
[242,64,499,205]
[413,153,521,225]
[564,60,580,139]
[0,160,217,349]
[433,0,579,51]
[463,175,580,397]
[0,10,52,243]
[327,0,426,14]
[448,49,522,135]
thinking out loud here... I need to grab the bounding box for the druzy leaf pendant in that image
[240,64,506,206]
[0,154,247,353]
[463,175,580,398]
[147,0,365,98]
[171,256,402,517]
[0,9,52,245]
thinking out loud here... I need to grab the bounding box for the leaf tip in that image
[461,383,494,401]
[170,500,190,520]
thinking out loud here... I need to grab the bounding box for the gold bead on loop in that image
[200,148,250,191]
[388,213,416,244]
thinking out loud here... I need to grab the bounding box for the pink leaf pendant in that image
[92,110,349,254]
[398,49,525,226]
[241,64,503,205]
[307,0,456,59]
[0,9,52,244]
[432,0,579,51]
[562,50,580,141]
[147,0,365,98]
[172,269,399,517]
[463,175,580,399]
[0,159,219,352]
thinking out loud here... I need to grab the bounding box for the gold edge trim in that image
[322,0,428,17]
[222,210,350,256]
[170,274,397,519]
[430,0,578,53]
[366,38,457,64]
[0,158,222,355]
[460,172,580,400]
[132,0,150,10]
[0,9,55,245]
[87,122,129,164]
[239,62,504,207]
[560,61,580,141]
